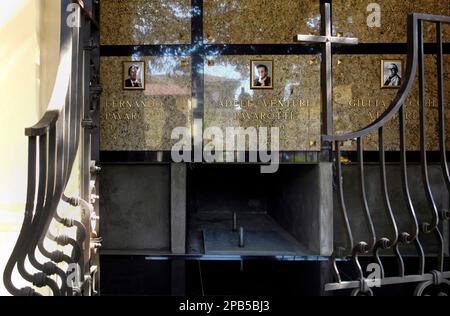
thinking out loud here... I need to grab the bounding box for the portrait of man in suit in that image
[251,60,273,89]
[123,61,145,90]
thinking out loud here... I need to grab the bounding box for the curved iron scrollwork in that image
[3,0,101,296]
[414,270,450,296]
[325,13,450,296]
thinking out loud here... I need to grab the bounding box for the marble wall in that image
[100,57,192,151]
[99,0,450,153]
[100,0,191,45]
[203,0,320,44]
[333,54,450,151]
[100,54,323,152]
[203,0,449,44]
[204,55,321,151]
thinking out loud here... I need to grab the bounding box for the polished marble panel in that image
[333,54,450,151]
[100,0,191,45]
[204,55,321,151]
[203,0,321,44]
[100,56,192,151]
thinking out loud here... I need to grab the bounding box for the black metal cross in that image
[296,2,358,137]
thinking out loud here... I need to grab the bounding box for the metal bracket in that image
[82,118,97,129]
[84,38,99,51]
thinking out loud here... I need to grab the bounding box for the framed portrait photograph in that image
[251,60,274,90]
[381,59,403,89]
[123,61,145,90]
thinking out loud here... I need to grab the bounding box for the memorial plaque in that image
[333,0,450,43]
[203,0,320,44]
[100,56,192,151]
[100,0,191,45]
[204,55,321,151]
[333,54,450,151]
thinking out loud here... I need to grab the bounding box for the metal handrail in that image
[326,13,450,296]
[3,0,98,296]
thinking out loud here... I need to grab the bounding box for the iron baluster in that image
[357,137,377,251]
[418,20,440,234]
[399,105,426,275]
[417,19,446,274]
[436,22,450,193]
[335,141,355,256]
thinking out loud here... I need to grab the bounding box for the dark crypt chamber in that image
[187,164,331,256]
[99,163,332,258]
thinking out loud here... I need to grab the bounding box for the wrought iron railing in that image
[2,0,101,296]
[3,2,449,297]
[324,13,450,296]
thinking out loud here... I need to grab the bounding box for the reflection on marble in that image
[333,55,450,151]
[333,0,450,43]
[100,0,191,45]
[204,55,321,151]
[100,57,192,151]
[203,0,321,44]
